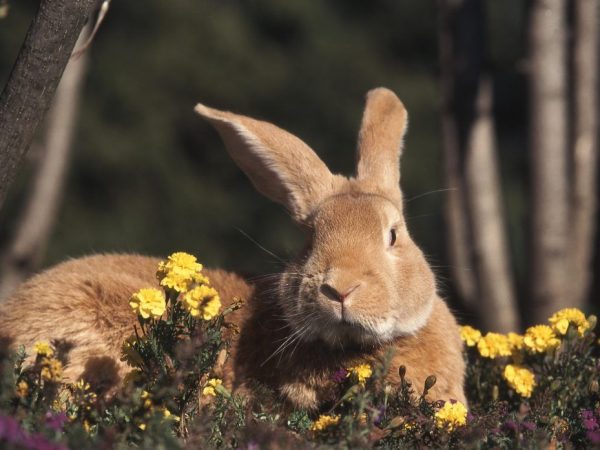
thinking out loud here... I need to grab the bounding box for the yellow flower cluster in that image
[41,357,63,382]
[135,390,179,431]
[16,380,28,398]
[346,363,373,385]
[477,332,512,359]
[460,308,592,359]
[507,332,524,351]
[434,401,468,431]
[33,341,54,357]
[310,414,340,431]
[183,285,221,321]
[523,325,560,353]
[503,364,536,398]
[460,326,481,347]
[157,251,209,293]
[549,308,591,336]
[202,378,223,397]
[129,288,166,319]
[141,390,153,409]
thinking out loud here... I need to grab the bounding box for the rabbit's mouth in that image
[308,295,435,347]
[308,312,390,348]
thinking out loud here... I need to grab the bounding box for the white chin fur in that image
[313,295,435,346]
[374,294,435,340]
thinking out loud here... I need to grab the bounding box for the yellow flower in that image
[183,285,221,320]
[507,332,524,352]
[202,378,222,397]
[33,341,54,357]
[435,401,468,431]
[310,414,340,431]
[548,308,590,336]
[523,325,560,353]
[41,358,63,381]
[73,380,91,391]
[129,288,166,319]
[503,364,536,398]
[158,408,180,421]
[477,332,511,359]
[157,252,208,293]
[121,336,144,367]
[460,325,481,347]
[16,381,28,398]
[141,390,153,408]
[346,363,372,385]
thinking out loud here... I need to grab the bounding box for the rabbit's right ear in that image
[195,104,340,223]
[355,88,408,203]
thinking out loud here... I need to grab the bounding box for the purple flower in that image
[0,415,66,450]
[581,410,595,421]
[502,420,518,433]
[23,434,67,450]
[332,368,348,383]
[587,431,600,444]
[374,405,386,426]
[0,415,25,443]
[521,421,537,432]
[584,418,599,431]
[45,412,68,431]
[581,410,599,431]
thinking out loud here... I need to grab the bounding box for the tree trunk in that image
[528,0,569,322]
[464,78,519,332]
[0,27,91,300]
[441,112,477,308]
[570,0,598,309]
[438,0,478,310]
[438,0,519,331]
[0,0,97,211]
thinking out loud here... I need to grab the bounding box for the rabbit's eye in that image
[389,228,397,247]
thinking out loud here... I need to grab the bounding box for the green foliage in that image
[1,303,599,449]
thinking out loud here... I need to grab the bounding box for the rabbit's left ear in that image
[355,88,408,202]
[195,104,341,223]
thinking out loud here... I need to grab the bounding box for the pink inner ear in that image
[194,103,343,223]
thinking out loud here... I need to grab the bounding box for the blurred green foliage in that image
[0,0,530,308]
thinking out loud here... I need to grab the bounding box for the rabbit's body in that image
[0,253,464,407]
[0,88,466,407]
[0,254,251,389]
[234,284,465,408]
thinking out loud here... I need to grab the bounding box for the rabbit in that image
[0,87,466,409]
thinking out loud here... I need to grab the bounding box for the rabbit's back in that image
[0,254,251,389]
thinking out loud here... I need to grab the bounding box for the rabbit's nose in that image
[320,283,360,303]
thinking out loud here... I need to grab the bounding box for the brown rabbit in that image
[0,88,465,408]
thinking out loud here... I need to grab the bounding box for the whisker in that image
[235,227,286,264]
[404,188,456,203]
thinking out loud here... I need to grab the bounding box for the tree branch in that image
[0,26,91,300]
[0,0,97,211]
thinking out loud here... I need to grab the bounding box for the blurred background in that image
[0,0,597,331]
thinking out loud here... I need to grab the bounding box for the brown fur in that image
[0,88,466,409]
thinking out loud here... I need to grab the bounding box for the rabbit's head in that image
[195,88,436,348]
